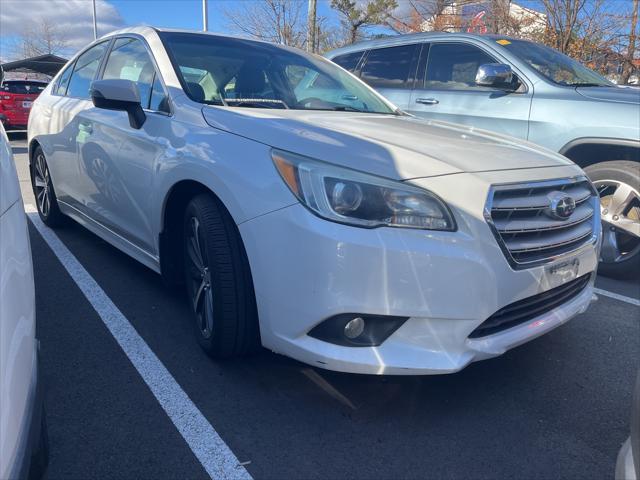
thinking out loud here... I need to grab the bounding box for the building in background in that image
[421,1,546,40]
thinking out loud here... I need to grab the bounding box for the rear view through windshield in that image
[159,32,396,114]
[0,81,47,94]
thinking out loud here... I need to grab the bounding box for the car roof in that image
[326,32,512,58]
[103,25,300,51]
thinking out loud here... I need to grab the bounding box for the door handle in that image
[78,122,93,134]
[415,98,439,105]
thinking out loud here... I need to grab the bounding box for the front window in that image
[159,32,397,114]
[496,38,612,87]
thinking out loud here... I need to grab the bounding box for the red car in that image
[0,80,47,130]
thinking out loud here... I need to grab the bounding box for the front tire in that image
[585,161,640,278]
[182,193,259,358]
[31,147,65,228]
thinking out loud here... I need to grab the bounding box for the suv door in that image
[409,42,532,140]
[358,44,419,111]
[75,36,171,256]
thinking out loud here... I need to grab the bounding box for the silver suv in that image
[327,33,640,278]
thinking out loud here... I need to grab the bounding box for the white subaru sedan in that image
[28,27,601,375]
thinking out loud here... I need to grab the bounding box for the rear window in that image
[331,52,364,73]
[0,82,47,94]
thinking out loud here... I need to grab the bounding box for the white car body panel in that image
[28,26,600,375]
[0,125,38,478]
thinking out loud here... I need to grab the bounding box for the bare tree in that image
[223,0,307,48]
[620,0,639,84]
[330,0,398,44]
[541,0,588,54]
[11,18,69,59]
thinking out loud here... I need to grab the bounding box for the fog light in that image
[344,317,365,339]
[308,313,408,347]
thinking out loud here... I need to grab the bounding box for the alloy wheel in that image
[595,179,640,264]
[34,152,51,218]
[186,216,214,338]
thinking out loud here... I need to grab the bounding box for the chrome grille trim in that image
[484,177,601,269]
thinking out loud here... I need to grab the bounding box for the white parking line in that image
[25,205,252,480]
[593,288,640,307]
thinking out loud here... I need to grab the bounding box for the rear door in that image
[357,44,420,111]
[409,42,532,140]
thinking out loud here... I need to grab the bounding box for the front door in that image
[74,36,171,256]
[409,42,532,140]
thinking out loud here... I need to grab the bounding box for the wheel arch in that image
[559,138,640,169]
[28,138,41,167]
[159,179,212,285]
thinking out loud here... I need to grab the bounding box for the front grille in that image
[485,177,599,268]
[469,274,591,338]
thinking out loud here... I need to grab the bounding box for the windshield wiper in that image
[332,105,364,112]
[225,98,290,109]
[565,82,605,87]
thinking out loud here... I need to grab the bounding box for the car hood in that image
[202,107,573,180]
[576,86,640,105]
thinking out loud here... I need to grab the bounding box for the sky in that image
[0,0,342,61]
[0,0,632,62]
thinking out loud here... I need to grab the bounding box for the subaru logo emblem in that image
[546,192,576,220]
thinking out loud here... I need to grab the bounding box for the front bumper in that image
[239,166,599,375]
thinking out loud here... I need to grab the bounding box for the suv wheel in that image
[585,161,640,278]
[182,193,259,358]
[31,146,66,227]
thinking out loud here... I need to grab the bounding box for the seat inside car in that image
[234,65,266,98]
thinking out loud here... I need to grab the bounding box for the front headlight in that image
[272,149,456,231]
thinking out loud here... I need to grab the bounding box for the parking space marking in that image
[594,288,640,307]
[25,205,252,480]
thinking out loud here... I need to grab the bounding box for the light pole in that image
[92,0,98,39]
[202,0,208,31]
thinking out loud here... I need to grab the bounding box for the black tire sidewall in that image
[182,194,257,357]
[31,147,64,227]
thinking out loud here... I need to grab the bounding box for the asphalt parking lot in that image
[7,131,640,480]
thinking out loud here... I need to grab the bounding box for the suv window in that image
[332,52,364,73]
[102,37,168,111]
[360,44,418,90]
[425,43,497,90]
[66,41,109,99]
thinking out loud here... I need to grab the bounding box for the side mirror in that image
[90,79,146,129]
[475,63,514,90]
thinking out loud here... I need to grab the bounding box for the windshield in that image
[496,38,612,87]
[159,32,397,114]
[0,81,47,94]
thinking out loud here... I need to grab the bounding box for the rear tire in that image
[31,146,66,228]
[585,161,640,278]
[182,193,259,358]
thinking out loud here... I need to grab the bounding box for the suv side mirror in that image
[475,63,514,90]
[90,79,146,129]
